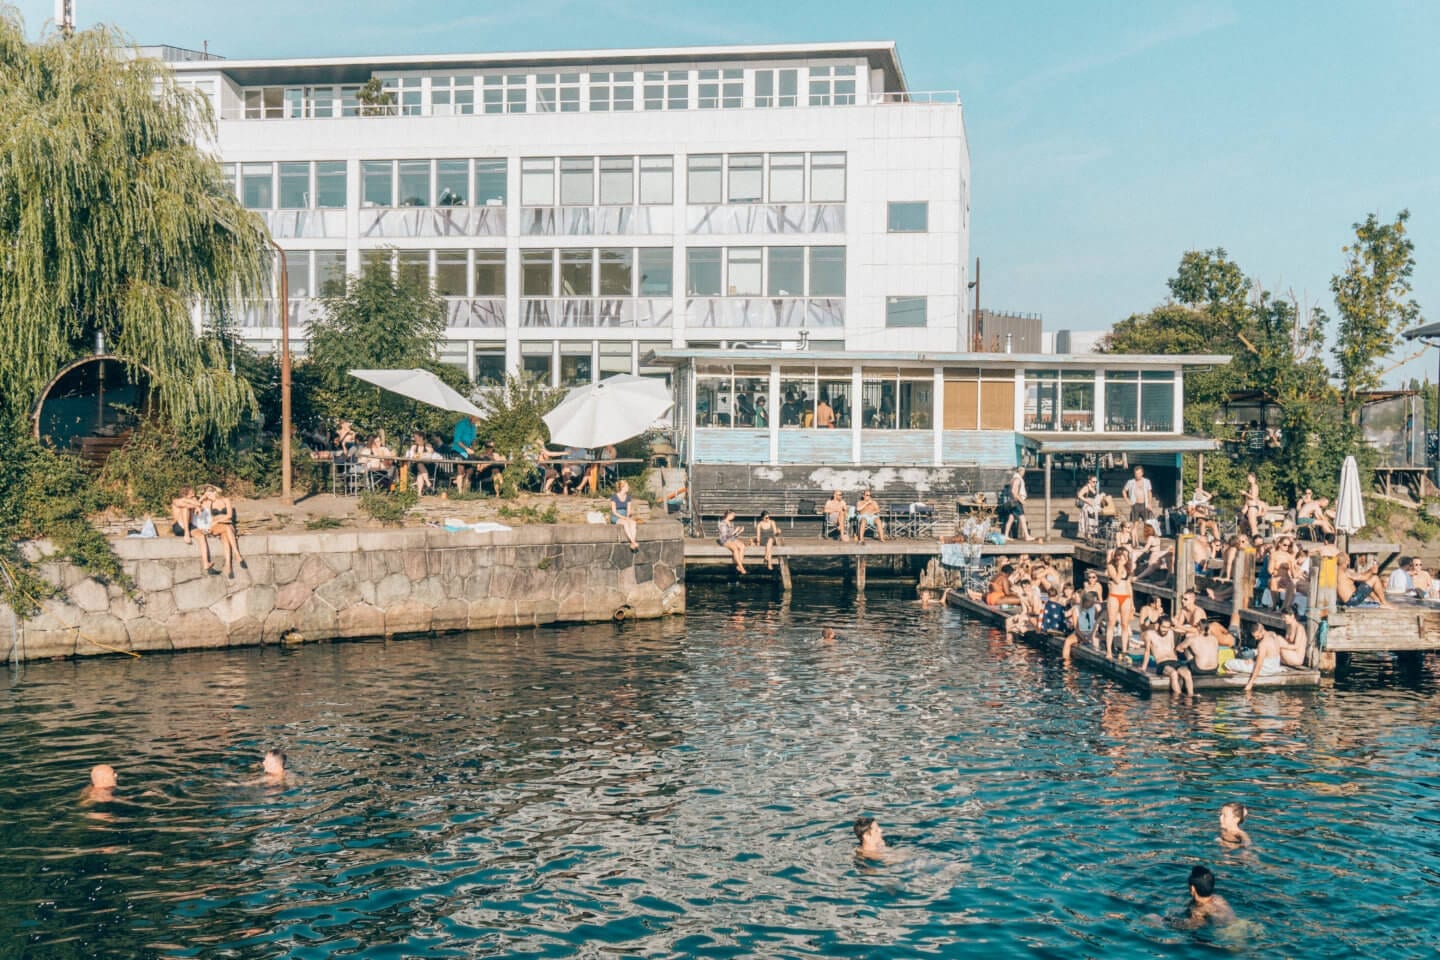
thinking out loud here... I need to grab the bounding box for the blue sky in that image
[12,0,1438,383]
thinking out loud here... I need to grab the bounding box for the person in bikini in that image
[1141,614,1193,695]
[200,486,247,579]
[1105,548,1135,659]
[982,564,1022,607]
[752,510,782,569]
[852,816,892,862]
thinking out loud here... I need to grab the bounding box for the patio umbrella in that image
[543,374,672,447]
[1334,454,1366,546]
[350,368,484,419]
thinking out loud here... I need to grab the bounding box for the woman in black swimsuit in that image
[201,486,247,580]
[752,510,781,570]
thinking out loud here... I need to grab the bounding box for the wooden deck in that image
[942,590,1321,693]
[684,539,1073,561]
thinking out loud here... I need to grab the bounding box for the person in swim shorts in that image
[1142,614,1193,695]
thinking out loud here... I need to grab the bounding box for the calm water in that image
[3,585,1439,959]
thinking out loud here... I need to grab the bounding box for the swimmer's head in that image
[263,750,287,776]
[1189,865,1216,898]
[853,816,878,842]
[1219,802,1247,829]
[90,764,117,789]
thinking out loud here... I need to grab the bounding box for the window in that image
[862,371,933,430]
[535,73,580,113]
[285,251,309,299]
[1141,371,1175,432]
[638,156,672,204]
[315,162,346,208]
[431,75,475,116]
[687,155,722,204]
[473,249,505,296]
[727,154,763,204]
[361,161,392,207]
[754,68,798,107]
[278,162,309,208]
[521,157,555,206]
[474,345,506,385]
[397,250,429,287]
[888,201,928,232]
[522,249,555,296]
[522,341,553,384]
[589,71,635,111]
[809,247,845,296]
[483,74,527,114]
[600,342,633,378]
[475,158,507,206]
[810,153,846,202]
[339,85,361,117]
[697,68,742,108]
[283,87,305,119]
[436,159,468,206]
[307,86,335,118]
[699,368,770,428]
[361,248,393,275]
[818,379,853,428]
[727,247,762,296]
[243,87,284,119]
[886,296,927,328]
[435,249,467,296]
[1025,370,1096,431]
[808,64,857,106]
[1062,374,1097,431]
[241,163,272,209]
[643,70,688,110]
[599,248,633,295]
[383,77,422,116]
[315,250,346,297]
[687,247,722,296]
[637,249,672,296]
[559,157,594,206]
[767,247,803,297]
[599,157,634,205]
[560,342,593,386]
[560,249,594,297]
[1105,371,1139,432]
[769,153,805,203]
[397,160,430,206]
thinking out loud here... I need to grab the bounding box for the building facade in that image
[165,42,970,385]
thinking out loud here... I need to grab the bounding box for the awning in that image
[1020,433,1220,455]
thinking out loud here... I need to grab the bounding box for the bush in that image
[359,488,418,526]
[98,422,209,513]
[497,503,559,524]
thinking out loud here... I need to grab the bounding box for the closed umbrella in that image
[350,368,484,418]
[1334,455,1366,535]
[543,374,672,448]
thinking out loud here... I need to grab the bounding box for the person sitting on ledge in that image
[1336,551,1390,608]
[823,490,850,542]
[1142,614,1193,695]
[716,510,747,575]
[856,490,886,543]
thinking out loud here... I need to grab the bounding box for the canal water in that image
[2,585,1438,958]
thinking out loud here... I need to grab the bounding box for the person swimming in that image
[1219,802,1252,847]
[820,627,839,643]
[1174,865,1237,929]
[80,764,117,804]
[853,816,889,860]
[261,750,288,784]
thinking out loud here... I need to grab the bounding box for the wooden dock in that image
[942,590,1320,693]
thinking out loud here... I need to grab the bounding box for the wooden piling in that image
[779,557,792,593]
[1230,548,1256,632]
[856,556,867,591]
[1308,551,1339,670]
[1173,533,1193,617]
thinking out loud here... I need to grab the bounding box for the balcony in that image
[359,205,505,238]
[520,298,673,328]
[686,298,844,328]
[520,206,673,236]
[687,204,844,235]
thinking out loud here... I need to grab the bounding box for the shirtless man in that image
[80,764,117,804]
[1175,865,1237,929]
[1337,552,1391,608]
[1296,488,1335,538]
[259,750,289,786]
[1240,612,1307,692]
[853,816,890,861]
[1410,558,1436,599]
[1174,590,1233,678]
[1142,614,1193,695]
[823,490,851,542]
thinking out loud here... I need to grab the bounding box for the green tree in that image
[300,258,466,441]
[479,373,566,497]
[1331,210,1423,414]
[0,13,271,437]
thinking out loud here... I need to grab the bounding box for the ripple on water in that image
[1,587,1439,957]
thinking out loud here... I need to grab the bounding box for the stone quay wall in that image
[1,521,685,662]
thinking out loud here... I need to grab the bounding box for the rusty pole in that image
[269,239,293,505]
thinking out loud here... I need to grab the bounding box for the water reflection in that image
[1,587,1437,957]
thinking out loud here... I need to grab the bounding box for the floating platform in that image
[942,589,1320,693]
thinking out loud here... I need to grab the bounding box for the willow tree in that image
[0,12,271,437]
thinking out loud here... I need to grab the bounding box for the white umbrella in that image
[543,374,672,447]
[1335,454,1366,535]
[350,368,484,419]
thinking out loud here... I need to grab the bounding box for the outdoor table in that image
[386,456,478,493]
[570,458,646,495]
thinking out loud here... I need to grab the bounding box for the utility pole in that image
[971,258,982,351]
[269,239,294,505]
[55,0,75,37]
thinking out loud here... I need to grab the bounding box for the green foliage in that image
[300,259,466,442]
[359,488,418,526]
[98,423,210,513]
[357,76,396,116]
[0,13,270,437]
[1332,211,1423,412]
[0,422,129,617]
[480,373,567,497]
[305,515,343,530]
[497,503,559,524]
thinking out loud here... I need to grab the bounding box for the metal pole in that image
[973,257,982,351]
[270,239,293,505]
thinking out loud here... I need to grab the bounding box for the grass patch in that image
[304,515,344,530]
[497,503,559,524]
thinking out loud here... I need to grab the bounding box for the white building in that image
[166,42,970,386]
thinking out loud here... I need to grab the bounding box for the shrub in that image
[497,503,559,524]
[359,488,418,526]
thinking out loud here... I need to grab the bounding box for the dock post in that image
[1230,548,1255,633]
[1308,552,1338,670]
[779,557,792,593]
[1173,533,1193,616]
[1044,454,1053,537]
[856,556,867,592]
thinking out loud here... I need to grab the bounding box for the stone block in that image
[167,609,228,649]
[261,608,299,643]
[337,602,385,638]
[133,560,174,593]
[487,567,515,600]
[211,586,276,627]
[271,554,304,584]
[109,593,145,622]
[294,597,339,641]
[661,583,685,615]
[242,556,273,584]
[67,579,110,613]
[126,618,172,652]
[296,555,336,591]
[653,563,676,592]
[634,562,654,584]
[357,577,377,606]
[557,591,587,621]
[323,551,353,574]
[628,584,664,620]
[170,559,203,585]
[375,572,413,607]
[467,597,507,630]
[38,599,82,629]
[274,580,311,611]
[440,549,474,580]
[173,573,228,612]
[431,599,469,632]
[385,600,433,636]
[315,571,363,611]
[531,597,560,624]
[411,577,445,606]
[142,589,176,623]
[463,568,492,600]
[403,549,430,582]
[20,627,76,660]
[226,615,263,647]
[76,613,130,655]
